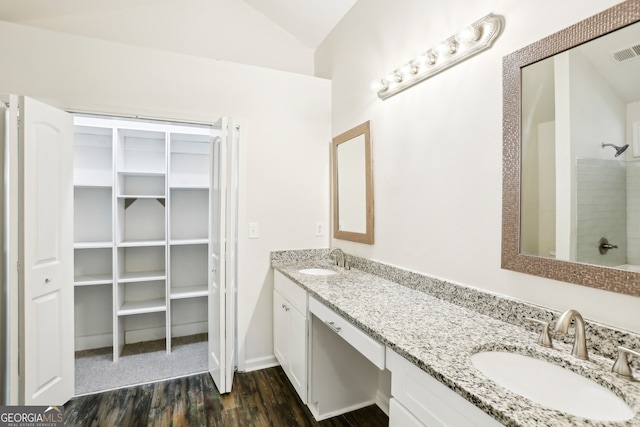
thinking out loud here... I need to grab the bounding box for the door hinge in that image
[16,259,21,272]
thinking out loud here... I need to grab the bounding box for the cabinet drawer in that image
[309,296,384,369]
[386,348,501,427]
[274,270,307,315]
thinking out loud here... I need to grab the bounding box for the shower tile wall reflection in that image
[576,158,626,267]
[627,161,640,266]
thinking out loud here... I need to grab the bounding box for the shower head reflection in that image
[601,142,629,157]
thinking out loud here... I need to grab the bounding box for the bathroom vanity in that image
[273,268,499,426]
[272,253,640,427]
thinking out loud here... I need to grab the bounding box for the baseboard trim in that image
[126,326,166,344]
[309,399,377,421]
[241,355,279,372]
[75,333,112,351]
[75,322,208,352]
[171,321,207,337]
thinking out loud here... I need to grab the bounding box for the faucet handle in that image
[612,346,640,379]
[525,318,553,348]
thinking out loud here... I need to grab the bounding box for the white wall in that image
[0,20,331,369]
[317,0,640,333]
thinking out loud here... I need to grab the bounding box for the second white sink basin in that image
[471,351,634,421]
[299,268,337,276]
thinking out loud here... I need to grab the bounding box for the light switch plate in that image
[248,222,259,239]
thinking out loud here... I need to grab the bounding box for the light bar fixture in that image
[372,14,503,100]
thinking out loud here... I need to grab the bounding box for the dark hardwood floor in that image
[64,366,389,426]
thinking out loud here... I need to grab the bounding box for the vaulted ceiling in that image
[0,0,357,75]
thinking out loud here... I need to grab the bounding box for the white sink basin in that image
[471,351,634,421]
[298,268,337,276]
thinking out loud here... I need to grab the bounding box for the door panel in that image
[20,97,74,405]
[209,122,227,393]
[288,307,307,401]
[273,290,287,365]
[208,118,239,394]
[225,121,239,391]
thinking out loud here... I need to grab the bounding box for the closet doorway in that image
[2,96,238,405]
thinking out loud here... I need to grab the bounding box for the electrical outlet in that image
[248,222,259,239]
[315,221,324,237]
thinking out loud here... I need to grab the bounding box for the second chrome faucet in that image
[328,247,349,269]
[555,309,589,360]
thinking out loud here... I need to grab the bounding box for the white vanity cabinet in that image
[73,116,215,361]
[273,270,308,402]
[386,348,502,427]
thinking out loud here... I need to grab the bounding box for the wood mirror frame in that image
[502,1,640,297]
[332,121,374,244]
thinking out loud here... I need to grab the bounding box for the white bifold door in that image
[209,118,238,394]
[5,96,238,404]
[15,96,75,405]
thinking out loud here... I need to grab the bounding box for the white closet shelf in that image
[117,170,165,177]
[118,270,166,283]
[170,285,208,300]
[169,184,209,189]
[117,299,167,316]
[118,194,166,199]
[117,240,166,247]
[74,241,113,249]
[74,274,113,286]
[169,238,208,246]
[74,183,113,189]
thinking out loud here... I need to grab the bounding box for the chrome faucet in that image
[555,309,589,360]
[328,247,348,269]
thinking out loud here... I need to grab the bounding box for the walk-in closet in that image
[73,115,218,393]
[3,97,237,405]
[74,117,214,393]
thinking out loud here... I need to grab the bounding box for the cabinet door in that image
[390,398,426,427]
[273,290,288,366]
[387,348,502,427]
[288,306,307,403]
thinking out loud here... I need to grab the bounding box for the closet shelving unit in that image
[73,116,215,362]
[73,124,115,353]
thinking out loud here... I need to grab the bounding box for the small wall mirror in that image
[332,121,374,244]
[502,1,640,297]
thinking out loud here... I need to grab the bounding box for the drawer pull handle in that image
[324,320,341,333]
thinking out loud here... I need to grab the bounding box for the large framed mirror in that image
[503,1,640,297]
[332,121,374,244]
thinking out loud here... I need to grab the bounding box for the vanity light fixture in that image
[372,14,503,100]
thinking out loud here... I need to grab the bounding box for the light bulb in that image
[370,78,388,93]
[399,62,418,77]
[383,72,403,84]
[455,25,480,43]
[413,53,428,66]
[435,40,457,57]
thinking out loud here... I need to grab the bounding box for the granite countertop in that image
[274,261,640,427]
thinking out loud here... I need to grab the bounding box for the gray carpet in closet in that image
[74,340,208,395]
